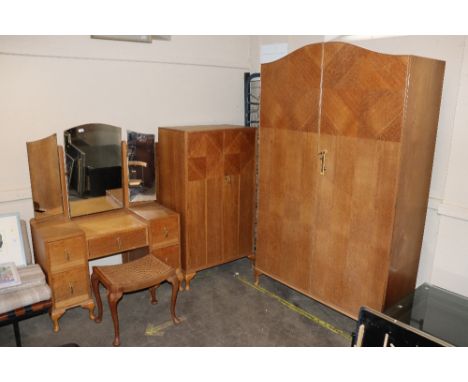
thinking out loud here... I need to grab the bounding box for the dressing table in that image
[27,125,181,332]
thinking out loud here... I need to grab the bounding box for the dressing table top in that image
[73,209,147,240]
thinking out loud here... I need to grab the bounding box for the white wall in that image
[0,35,250,224]
[250,35,468,296]
[431,40,468,296]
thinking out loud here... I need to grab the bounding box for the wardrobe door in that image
[256,44,322,292]
[186,132,208,271]
[311,43,409,315]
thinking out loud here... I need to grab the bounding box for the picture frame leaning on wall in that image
[0,212,27,267]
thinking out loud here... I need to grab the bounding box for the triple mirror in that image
[64,124,156,217]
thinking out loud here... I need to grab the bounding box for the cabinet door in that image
[205,131,224,266]
[222,130,241,262]
[311,43,408,315]
[185,128,255,269]
[186,132,208,271]
[238,130,256,257]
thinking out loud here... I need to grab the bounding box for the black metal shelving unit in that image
[244,72,261,127]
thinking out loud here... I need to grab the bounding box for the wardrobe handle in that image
[318,150,327,175]
[162,226,169,238]
[69,282,74,296]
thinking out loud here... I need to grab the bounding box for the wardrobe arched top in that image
[260,41,423,69]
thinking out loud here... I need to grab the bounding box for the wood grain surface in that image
[256,42,445,318]
[26,134,64,219]
[158,126,256,282]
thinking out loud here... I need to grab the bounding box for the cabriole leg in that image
[91,273,103,323]
[108,291,123,346]
[184,272,196,291]
[168,275,181,324]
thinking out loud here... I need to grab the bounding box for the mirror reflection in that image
[127,131,156,203]
[64,123,123,217]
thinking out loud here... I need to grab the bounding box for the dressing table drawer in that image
[151,216,179,246]
[88,228,148,259]
[50,267,90,307]
[48,236,87,273]
[153,245,180,269]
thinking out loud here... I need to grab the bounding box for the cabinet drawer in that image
[153,245,180,269]
[51,267,89,306]
[151,216,179,246]
[88,228,147,259]
[48,236,87,273]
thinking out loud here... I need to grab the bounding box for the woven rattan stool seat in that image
[95,255,173,292]
[91,254,181,346]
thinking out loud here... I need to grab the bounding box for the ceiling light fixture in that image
[90,35,171,43]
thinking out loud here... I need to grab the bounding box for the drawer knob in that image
[163,226,169,238]
[69,282,74,295]
[65,250,70,262]
[116,237,122,249]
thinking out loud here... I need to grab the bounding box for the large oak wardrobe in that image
[255,42,445,318]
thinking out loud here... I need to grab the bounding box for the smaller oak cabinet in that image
[158,125,256,288]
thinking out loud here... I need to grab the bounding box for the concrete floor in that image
[0,258,356,347]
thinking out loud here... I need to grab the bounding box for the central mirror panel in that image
[64,123,123,217]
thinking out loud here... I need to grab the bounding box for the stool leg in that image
[149,285,158,305]
[168,275,181,324]
[91,273,103,323]
[108,291,123,346]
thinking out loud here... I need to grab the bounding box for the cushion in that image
[0,264,47,295]
[0,264,51,314]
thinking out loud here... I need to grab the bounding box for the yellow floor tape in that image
[145,316,186,336]
[235,275,352,341]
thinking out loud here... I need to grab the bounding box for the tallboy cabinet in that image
[158,125,256,289]
[255,42,445,319]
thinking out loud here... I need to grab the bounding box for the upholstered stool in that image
[0,264,52,346]
[0,220,52,346]
[91,254,181,346]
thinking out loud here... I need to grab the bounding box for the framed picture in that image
[0,213,26,267]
